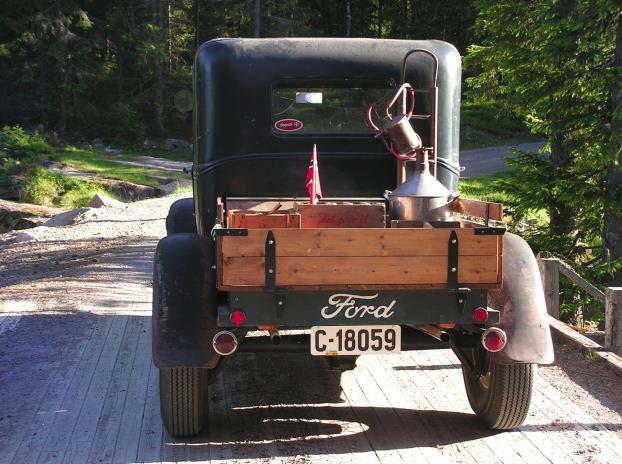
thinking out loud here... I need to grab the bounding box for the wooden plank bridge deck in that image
[0,199,621,463]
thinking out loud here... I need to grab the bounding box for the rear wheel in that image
[462,349,535,430]
[159,367,209,437]
[153,233,217,437]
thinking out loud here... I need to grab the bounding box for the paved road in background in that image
[1,195,621,463]
[460,141,546,178]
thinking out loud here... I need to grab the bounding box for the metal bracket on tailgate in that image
[265,230,277,290]
[473,227,506,236]
[447,230,471,314]
[264,230,287,316]
[447,230,459,291]
[212,227,249,238]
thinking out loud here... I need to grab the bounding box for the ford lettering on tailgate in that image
[320,293,397,319]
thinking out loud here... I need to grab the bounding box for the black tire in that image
[462,353,535,430]
[159,367,209,437]
[166,198,196,235]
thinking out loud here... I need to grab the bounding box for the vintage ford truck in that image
[152,38,554,437]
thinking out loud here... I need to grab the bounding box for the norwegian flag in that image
[305,144,323,205]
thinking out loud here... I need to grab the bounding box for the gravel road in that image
[1,195,621,464]
[115,155,192,173]
[460,141,546,178]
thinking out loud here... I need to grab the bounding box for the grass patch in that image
[458,173,548,226]
[458,173,515,204]
[49,147,189,187]
[24,169,114,208]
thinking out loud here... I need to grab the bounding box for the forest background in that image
[1,0,621,318]
[0,0,481,142]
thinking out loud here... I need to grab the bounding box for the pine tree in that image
[467,0,619,262]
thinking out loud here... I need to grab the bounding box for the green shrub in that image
[23,169,114,208]
[57,183,110,208]
[0,125,52,159]
[1,126,52,192]
[0,156,20,176]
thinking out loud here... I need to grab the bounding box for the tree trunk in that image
[605,11,622,286]
[118,40,125,97]
[548,129,575,236]
[165,0,172,72]
[345,0,351,37]
[0,68,6,122]
[55,8,70,134]
[255,0,261,38]
[57,92,66,134]
[377,0,383,38]
[56,47,71,134]
[152,0,165,136]
[409,0,416,37]
[195,0,200,49]
[402,0,408,38]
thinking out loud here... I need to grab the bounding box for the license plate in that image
[310,325,401,356]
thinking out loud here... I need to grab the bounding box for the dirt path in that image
[114,155,191,172]
[1,195,621,463]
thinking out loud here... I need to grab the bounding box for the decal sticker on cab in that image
[274,118,303,132]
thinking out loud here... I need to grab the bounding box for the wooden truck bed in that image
[216,198,504,292]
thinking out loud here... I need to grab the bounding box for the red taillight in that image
[212,331,238,356]
[229,309,246,326]
[473,306,489,324]
[482,328,507,352]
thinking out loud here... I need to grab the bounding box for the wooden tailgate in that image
[217,228,502,291]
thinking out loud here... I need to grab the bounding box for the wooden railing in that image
[537,257,622,355]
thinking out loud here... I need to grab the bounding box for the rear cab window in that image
[271,80,395,135]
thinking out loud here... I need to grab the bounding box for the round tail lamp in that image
[482,327,507,352]
[212,331,238,356]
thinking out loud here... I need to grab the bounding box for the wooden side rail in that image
[454,198,503,222]
[537,256,622,355]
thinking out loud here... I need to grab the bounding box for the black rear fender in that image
[152,233,218,368]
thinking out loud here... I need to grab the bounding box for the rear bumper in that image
[218,289,498,328]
